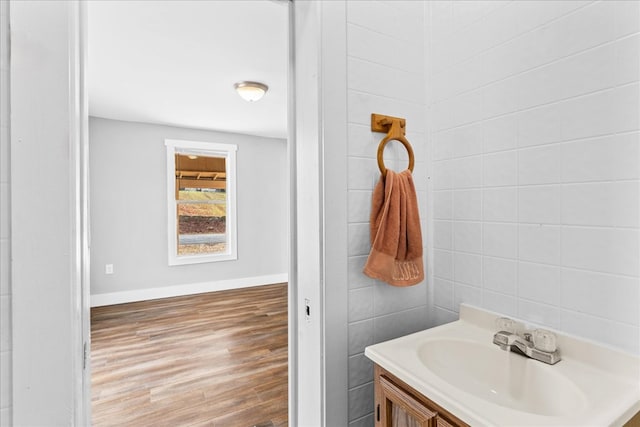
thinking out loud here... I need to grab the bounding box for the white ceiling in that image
[88,0,288,139]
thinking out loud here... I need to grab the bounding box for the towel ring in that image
[372,113,415,177]
[377,135,415,177]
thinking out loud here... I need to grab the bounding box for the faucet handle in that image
[495,317,515,333]
[533,329,557,352]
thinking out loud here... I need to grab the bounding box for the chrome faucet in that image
[492,318,561,365]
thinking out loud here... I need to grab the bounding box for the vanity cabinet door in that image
[435,416,455,427]
[379,375,436,427]
[374,364,469,427]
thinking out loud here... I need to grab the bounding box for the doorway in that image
[86,1,292,425]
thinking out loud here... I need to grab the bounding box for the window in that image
[165,139,237,265]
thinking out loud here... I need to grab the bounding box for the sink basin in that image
[417,339,587,416]
[365,304,640,426]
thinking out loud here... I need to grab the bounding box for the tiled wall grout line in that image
[433,82,640,134]
[346,52,424,75]
[347,88,428,108]
[346,21,425,50]
[432,1,597,76]
[434,26,639,104]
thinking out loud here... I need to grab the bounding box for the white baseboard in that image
[90,273,288,307]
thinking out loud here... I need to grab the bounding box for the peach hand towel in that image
[363,169,424,286]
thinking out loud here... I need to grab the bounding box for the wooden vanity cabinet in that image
[375,364,640,427]
[374,364,468,427]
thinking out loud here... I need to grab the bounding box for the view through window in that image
[166,140,237,265]
[176,154,227,255]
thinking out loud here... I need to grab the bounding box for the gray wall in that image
[89,117,287,297]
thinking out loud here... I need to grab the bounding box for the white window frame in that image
[165,139,238,265]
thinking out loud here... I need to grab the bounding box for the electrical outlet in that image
[105,264,114,274]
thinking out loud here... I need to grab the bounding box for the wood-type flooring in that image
[91,283,288,427]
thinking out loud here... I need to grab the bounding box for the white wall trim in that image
[90,273,288,307]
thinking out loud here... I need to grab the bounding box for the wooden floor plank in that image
[91,283,288,427]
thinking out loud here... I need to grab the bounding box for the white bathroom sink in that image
[365,304,640,426]
[417,338,587,416]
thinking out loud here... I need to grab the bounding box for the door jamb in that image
[73,0,91,424]
[75,1,298,425]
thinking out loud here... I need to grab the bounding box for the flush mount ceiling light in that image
[234,81,268,102]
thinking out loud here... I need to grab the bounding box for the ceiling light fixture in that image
[234,81,268,102]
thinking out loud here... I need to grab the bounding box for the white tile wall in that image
[518,185,562,224]
[346,2,428,423]
[518,262,561,306]
[562,227,639,277]
[483,257,517,296]
[348,382,374,422]
[483,223,518,259]
[428,0,640,355]
[348,353,373,389]
[453,252,482,287]
[453,189,481,221]
[453,282,482,309]
[562,182,639,228]
[453,221,481,253]
[561,268,640,326]
[433,220,453,250]
[433,249,454,282]
[452,155,481,188]
[348,414,375,427]
[483,114,517,153]
[433,278,454,311]
[483,187,517,222]
[518,224,561,265]
[451,123,482,158]
[518,145,563,186]
[0,1,10,422]
[562,133,639,182]
[482,290,518,318]
[483,151,518,187]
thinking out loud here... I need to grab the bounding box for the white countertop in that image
[365,304,640,426]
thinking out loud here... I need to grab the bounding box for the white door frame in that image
[76,0,92,424]
[10,1,89,424]
[9,0,330,427]
[292,1,349,425]
[75,1,302,425]
[11,1,314,424]
[286,2,299,425]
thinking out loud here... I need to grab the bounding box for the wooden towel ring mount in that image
[371,113,415,177]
